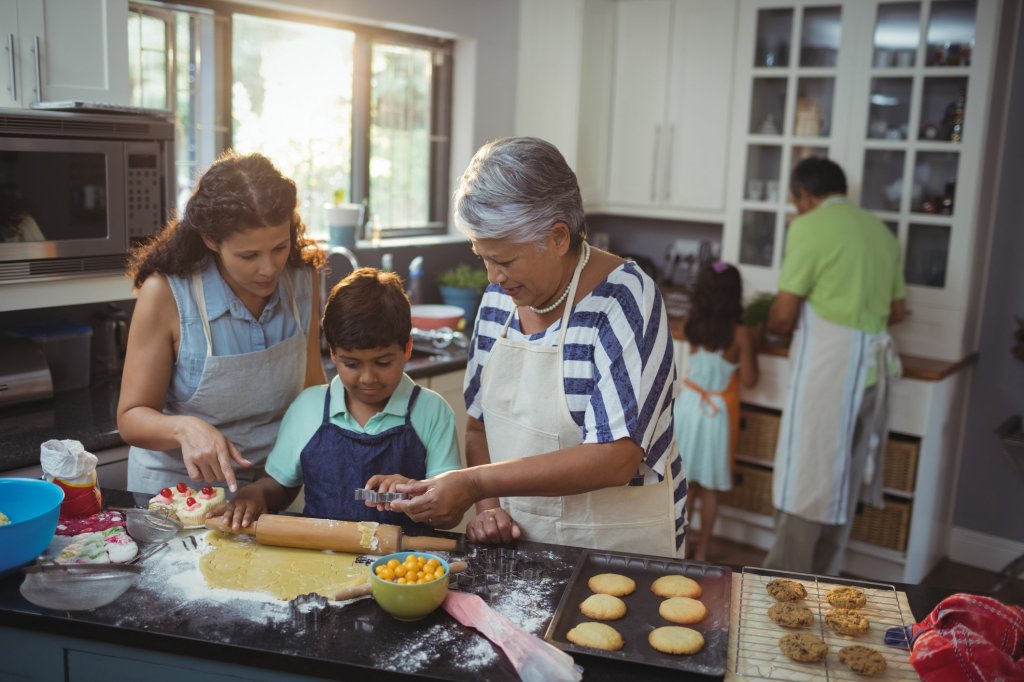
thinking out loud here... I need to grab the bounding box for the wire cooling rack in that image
[733,567,918,681]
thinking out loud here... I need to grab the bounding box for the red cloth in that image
[55,511,124,536]
[910,593,1024,682]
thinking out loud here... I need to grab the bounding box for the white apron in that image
[772,302,900,524]
[127,271,307,494]
[480,247,678,557]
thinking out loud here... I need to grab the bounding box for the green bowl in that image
[370,551,450,621]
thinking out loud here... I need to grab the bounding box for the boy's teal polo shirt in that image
[779,197,905,334]
[265,373,461,487]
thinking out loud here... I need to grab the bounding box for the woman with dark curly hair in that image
[118,152,326,494]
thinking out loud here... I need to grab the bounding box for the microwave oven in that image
[0,108,174,282]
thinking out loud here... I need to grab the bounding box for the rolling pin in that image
[205,514,458,555]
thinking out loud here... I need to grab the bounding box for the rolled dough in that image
[199,531,370,600]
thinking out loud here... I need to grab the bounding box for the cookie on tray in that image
[658,596,708,624]
[579,593,627,621]
[768,602,814,628]
[779,633,829,662]
[825,608,871,636]
[566,621,624,651]
[826,585,868,609]
[649,626,705,655]
[838,645,888,676]
[587,573,636,597]
[651,574,702,599]
[766,578,807,602]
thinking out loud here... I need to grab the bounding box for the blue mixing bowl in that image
[0,479,64,575]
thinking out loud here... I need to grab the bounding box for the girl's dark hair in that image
[323,268,411,351]
[127,151,324,287]
[684,262,743,351]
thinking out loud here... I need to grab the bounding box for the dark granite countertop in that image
[0,377,124,473]
[0,489,956,681]
[0,350,468,474]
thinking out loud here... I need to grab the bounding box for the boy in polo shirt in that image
[218,268,461,530]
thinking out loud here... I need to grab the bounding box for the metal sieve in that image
[111,507,183,544]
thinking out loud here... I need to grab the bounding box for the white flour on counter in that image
[373,572,563,674]
[120,535,298,628]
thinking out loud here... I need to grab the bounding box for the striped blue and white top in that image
[463,261,686,547]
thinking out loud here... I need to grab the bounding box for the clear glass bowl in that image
[20,564,142,610]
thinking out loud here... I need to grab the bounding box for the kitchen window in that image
[128,2,453,239]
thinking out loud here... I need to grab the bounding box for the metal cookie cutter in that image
[290,592,330,630]
[353,488,408,504]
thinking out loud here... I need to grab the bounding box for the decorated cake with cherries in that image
[148,481,227,526]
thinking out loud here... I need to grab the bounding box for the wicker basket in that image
[719,463,774,517]
[883,438,920,492]
[737,408,781,463]
[851,498,912,552]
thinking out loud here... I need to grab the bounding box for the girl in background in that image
[674,262,758,561]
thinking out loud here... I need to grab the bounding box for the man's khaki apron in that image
[480,248,677,556]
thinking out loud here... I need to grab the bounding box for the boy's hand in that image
[364,474,411,511]
[218,485,267,530]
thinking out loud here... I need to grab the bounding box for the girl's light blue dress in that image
[674,349,737,491]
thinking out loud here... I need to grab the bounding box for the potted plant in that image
[743,293,775,349]
[437,264,489,331]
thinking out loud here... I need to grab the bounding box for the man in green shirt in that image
[764,157,907,575]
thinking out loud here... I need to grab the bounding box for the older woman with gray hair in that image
[393,137,685,557]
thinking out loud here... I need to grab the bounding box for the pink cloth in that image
[910,593,1024,682]
[442,591,581,682]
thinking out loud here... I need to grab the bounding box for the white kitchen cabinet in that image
[0,0,129,108]
[604,0,738,219]
[723,0,1016,362]
[516,0,616,206]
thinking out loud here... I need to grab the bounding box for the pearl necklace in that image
[529,241,591,314]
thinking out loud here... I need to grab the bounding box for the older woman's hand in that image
[466,507,521,544]
[391,469,477,529]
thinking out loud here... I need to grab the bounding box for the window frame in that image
[129,0,454,238]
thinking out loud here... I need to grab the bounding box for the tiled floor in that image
[704,536,1024,609]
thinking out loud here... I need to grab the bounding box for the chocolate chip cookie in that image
[825,608,871,636]
[826,586,868,609]
[766,578,807,602]
[768,602,814,628]
[779,633,829,662]
[838,645,888,676]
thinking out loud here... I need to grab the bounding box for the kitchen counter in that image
[667,316,978,382]
[0,489,955,681]
[0,350,468,475]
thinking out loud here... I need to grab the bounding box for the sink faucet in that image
[319,243,361,312]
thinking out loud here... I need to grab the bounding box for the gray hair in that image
[452,137,586,250]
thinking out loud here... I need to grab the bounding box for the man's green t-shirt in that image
[778,197,905,334]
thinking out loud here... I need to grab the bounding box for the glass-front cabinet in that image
[726,2,853,296]
[725,0,1007,362]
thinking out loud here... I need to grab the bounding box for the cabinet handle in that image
[651,125,661,202]
[663,124,675,202]
[5,34,14,100]
[31,35,41,102]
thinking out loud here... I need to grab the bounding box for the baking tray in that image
[544,550,731,676]
[734,567,917,680]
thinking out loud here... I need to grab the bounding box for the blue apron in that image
[299,382,429,532]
